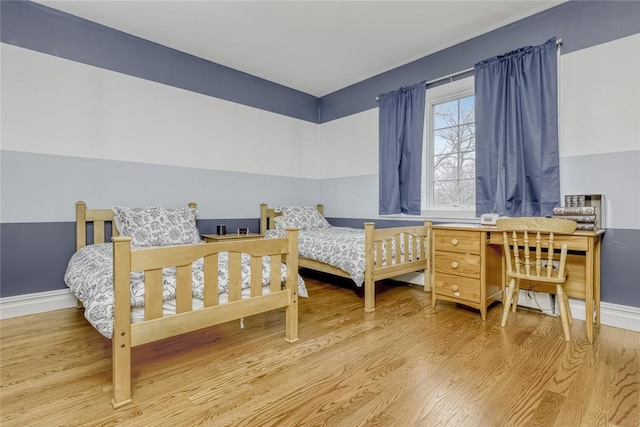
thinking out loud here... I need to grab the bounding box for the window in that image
[422,77,476,219]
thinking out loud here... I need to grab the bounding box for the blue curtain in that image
[378,84,425,215]
[475,38,560,217]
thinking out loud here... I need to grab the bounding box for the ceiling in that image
[34,1,566,97]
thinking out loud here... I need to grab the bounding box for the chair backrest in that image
[496,217,577,280]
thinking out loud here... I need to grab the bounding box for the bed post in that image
[284,228,299,343]
[75,202,87,309]
[76,201,87,251]
[260,203,268,234]
[111,236,133,409]
[424,220,432,292]
[364,222,375,312]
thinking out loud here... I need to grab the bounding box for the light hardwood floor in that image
[1,273,639,426]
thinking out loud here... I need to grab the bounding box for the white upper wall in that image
[559,34,640,157]
[4,34,638,182]
[1,43,321,179]
[316,109,378,179]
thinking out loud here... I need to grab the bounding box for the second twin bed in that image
[260,203,432,312]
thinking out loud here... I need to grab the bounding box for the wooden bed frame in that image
[259,203,431,312]
[75,201,300,408]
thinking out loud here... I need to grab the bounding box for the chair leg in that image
[511,280,521,312]
[556,284,571,341]
[501,278,516,327]
[564,292,573,324]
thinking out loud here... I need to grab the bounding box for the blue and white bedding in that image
[64,243,307,339]
[265,227,368,286]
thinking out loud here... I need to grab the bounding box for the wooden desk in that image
[431,225,503,321]
[432,223,603,343]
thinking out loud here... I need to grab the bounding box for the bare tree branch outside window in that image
[431,95,475,208]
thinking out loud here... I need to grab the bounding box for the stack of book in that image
[552,205,598,230]
[553,194,604,230]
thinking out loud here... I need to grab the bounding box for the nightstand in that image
[202,233,263,243]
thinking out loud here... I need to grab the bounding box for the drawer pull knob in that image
[451,285,459,292]
[451,261,459,269]
[451,238,459,246]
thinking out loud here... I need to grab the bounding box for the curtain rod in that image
[429,39,562,87]
[375,68,472,101]
[424,67,473,86]
[376,38,562,102]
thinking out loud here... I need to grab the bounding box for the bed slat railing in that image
[94,220,105,244]
[144,269,163,321]
[228,252,242,302]
[203,254,219,307]
[86,208,118,243]
[114,238,299,329]
[270,256,281,294]
[250,255,262,297]
[176,264,192,313]
[371,230,429,267]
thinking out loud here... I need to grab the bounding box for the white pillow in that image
[112,206,201,247]
[278,206,330,230]
[274,216,288,230]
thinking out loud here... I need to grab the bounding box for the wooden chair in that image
[496,217,577,341]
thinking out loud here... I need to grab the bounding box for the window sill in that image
[380,209,479,224]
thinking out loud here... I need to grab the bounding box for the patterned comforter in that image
[64,243,307,339]
[265,227,368,286]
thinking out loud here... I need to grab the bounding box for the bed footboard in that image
[110,229,299,408]
[363,221,432,312]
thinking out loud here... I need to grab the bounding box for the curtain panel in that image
[378,84,425,215]
[474,38,560,217]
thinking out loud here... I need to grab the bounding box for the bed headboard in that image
[260,203,323,234]
[75,201,198,250]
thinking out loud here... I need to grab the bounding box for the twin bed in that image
[66,201,431,408]
[67,201,302,408]
[260,203,432,312]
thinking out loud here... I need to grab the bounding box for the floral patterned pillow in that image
[274,215,287,230]
[113,206,202,247]
[278,206,331,230]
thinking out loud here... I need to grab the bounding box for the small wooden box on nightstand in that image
[202,233,263,243]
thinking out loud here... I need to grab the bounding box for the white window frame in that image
[421,76,476,221]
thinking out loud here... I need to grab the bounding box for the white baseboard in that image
[2,288,640,332]
[396,272,429,290]
[505,290,640,333]
[568,299,640,332]
[0,289,77,320]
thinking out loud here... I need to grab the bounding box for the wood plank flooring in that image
[2,273,639,426]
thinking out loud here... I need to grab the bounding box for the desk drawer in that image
[434,230,481,254]
[434,273,480,303]
[434,252,480,279]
